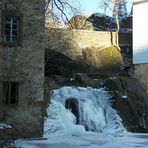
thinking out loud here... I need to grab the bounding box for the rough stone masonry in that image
[0,0,45,138]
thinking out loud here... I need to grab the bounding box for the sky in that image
[78,0,100,14]
[52,0,133,22]
[77,0,133,16]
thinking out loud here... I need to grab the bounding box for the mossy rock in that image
[81,46,123,72]
[99,46,123,68]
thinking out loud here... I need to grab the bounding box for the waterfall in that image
[44,86,125,137]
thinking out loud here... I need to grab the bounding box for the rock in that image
[81,46,123,72]
[45,46,123,77]
[45,50,73,76]
[73,73,102,88]
[45,50,88,76]
[105,76,148,132]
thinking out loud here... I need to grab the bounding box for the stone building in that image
[0,0,45,137]
[132,0,148,91]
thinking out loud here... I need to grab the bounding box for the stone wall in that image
[0,0,45,137]
[45,28,117,59]
[45,28,132,59]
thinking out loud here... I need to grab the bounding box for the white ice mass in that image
[44,86,125,137]
[16,86,148,148]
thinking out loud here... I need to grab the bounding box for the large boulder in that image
[81,46,123,72]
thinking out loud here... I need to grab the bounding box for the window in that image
[3,82,19,104]
[4,16,19,43]
[2,10,22,46]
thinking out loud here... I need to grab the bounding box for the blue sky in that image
[77,0,132,15]
[79,0,100,13]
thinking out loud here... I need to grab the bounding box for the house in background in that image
[87,13,132,33]
[132,0,148,91]
[0,0,45,137]
[87,13,132,54]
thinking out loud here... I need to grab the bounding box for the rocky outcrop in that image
[105,76,148,132]
[45,49,148,133]
[45,73,148,133]
[81,46,123,71]
[45,46,123,76]
[45,50,92,77]
[134,64,148,92]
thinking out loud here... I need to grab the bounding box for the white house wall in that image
[133,1,148,64]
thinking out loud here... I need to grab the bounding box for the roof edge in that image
[132,0,148,4]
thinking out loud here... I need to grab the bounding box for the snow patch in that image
[94,13,106,17]
[122,95,127,99]
[0,123,12,129]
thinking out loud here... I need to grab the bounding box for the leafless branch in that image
[46,0,79,25]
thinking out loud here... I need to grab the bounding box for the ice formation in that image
[44,86,125,136]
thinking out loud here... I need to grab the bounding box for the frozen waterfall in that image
[44,86,125,137]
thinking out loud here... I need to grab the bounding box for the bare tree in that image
[45,0,80,27]
[1,0,79,27]
[99,0,114,15]
[114,0,120,49]
[99,0,128,50]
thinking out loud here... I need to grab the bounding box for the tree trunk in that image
[115,12,120,51]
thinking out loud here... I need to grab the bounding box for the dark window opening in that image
[3,82,18,104]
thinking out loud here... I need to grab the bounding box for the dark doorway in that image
[65,98,79,124]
